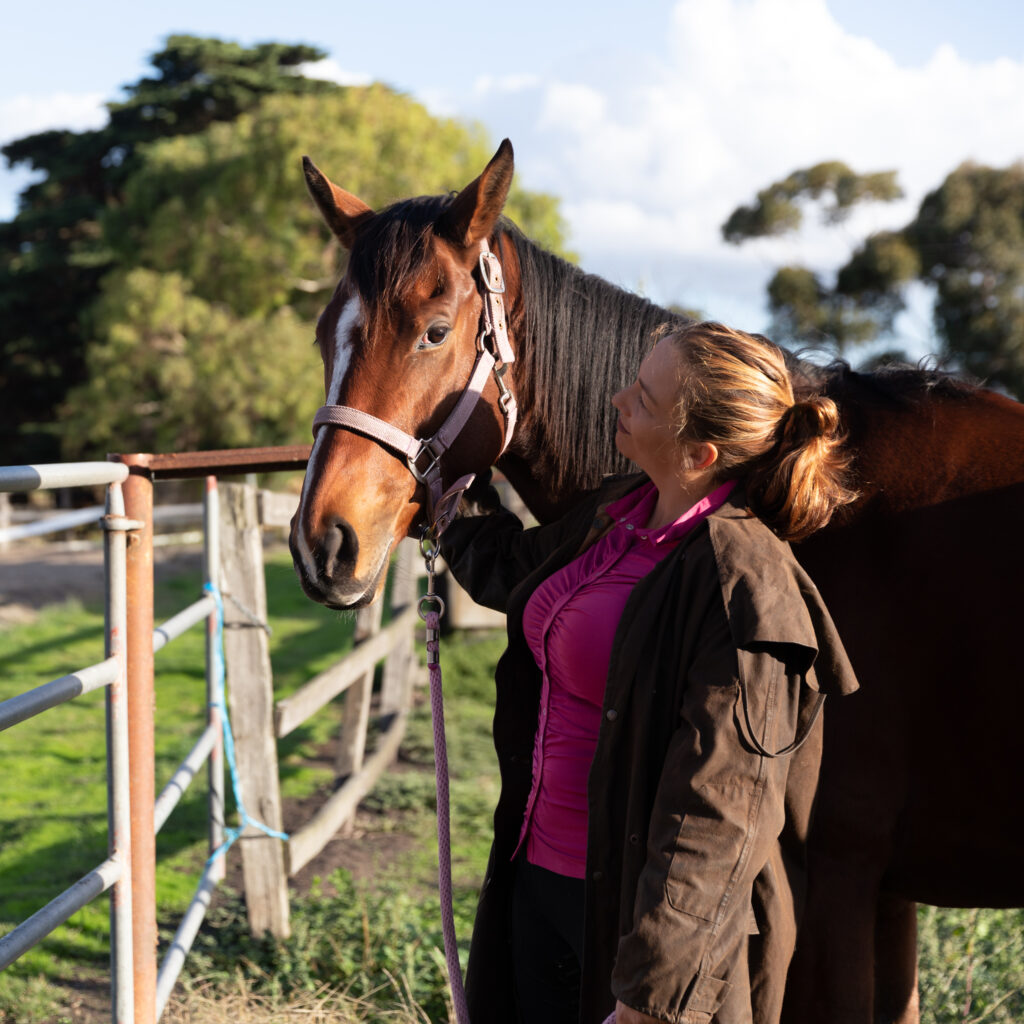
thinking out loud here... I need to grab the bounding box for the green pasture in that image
[1,551,1022,1023]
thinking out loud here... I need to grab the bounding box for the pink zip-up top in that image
[518,479,737,878]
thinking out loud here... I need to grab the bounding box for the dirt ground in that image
[0,540,205,627]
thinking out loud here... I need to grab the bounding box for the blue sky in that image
[3,0,1023,352]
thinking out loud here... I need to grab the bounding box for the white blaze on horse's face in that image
[294,294,362,593]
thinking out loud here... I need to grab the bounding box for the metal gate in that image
[0,446,311,1024]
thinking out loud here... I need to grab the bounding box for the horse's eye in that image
[416,325,450,351]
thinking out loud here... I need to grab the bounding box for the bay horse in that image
[289,139,1024,1024]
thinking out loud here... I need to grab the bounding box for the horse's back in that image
[797,378,1024,906]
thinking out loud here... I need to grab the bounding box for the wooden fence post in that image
[218,482,290,939]
[381,539,417,713]
[0,492,10,552]
[335,599,384,778]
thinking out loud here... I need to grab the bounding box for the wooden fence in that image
[219,483,422,937]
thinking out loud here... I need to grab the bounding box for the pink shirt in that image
[518,479,737,877]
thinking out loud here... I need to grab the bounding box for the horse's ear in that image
[438,139,515,249]
[303,156,373,249]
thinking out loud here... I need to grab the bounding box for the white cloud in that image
[450,0,1024,334]
[474,73,542,96]
[0,91,106,144]
[297,59,372,88]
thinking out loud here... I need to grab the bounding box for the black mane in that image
[793,357,981,408]
[501,223,688,489]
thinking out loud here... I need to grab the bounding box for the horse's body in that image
[290,141,1024,1023]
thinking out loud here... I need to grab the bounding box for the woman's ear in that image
[679,441,718,471]
[693,442,719,470]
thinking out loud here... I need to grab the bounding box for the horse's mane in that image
[793,357,982,408]
[500,222,688,489]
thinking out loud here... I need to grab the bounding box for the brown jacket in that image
[440,475,858,1024]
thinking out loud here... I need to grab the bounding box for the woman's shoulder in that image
[699,493,858,693]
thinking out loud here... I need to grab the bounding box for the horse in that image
[289,139,1024,1024]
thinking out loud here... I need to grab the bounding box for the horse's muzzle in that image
[288,521,390,610]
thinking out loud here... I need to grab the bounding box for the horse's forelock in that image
[349,194,455,335]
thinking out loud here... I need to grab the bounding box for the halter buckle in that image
[408,438,443,484]
[478,250,506,294]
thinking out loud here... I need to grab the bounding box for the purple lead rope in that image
[425,607,471,1024]
[421,530,616,1024]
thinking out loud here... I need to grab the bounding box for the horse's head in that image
[291,140,517,608]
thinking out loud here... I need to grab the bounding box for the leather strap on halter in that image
[311,240,517,535]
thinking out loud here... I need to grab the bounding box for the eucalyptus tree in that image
[723,160,1024,395]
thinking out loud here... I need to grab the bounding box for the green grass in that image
[180,626,507,1022]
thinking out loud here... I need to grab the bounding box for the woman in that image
[440,321,860,1024]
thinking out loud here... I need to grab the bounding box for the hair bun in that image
[780,396,841,443]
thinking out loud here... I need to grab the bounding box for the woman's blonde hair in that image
[668,321,857,541]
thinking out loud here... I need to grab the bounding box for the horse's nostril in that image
[322,516,358,576]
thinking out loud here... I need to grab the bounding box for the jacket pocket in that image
[681,971,731,1020]
[664,782,753,921]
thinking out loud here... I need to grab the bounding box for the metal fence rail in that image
[148,477,225,1018]
[0,463,227,1024]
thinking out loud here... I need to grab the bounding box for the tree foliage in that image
[721,161,902,243]
[1,36,336,462]
[724,160,1024,395]
[1,36,570,461]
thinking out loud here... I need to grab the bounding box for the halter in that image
[311,240,517,536]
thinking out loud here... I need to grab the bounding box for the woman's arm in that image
[611,609,809,1022]
[438,488,603,613]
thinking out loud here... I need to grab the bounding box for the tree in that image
[1,35,336,462]
[723,160,1024,395]
[58,87,570,458]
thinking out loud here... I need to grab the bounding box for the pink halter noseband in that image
[311,240,517,536]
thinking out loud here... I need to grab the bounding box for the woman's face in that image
[611,337,685,480]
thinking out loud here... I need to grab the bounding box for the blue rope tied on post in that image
[203,582,289,866]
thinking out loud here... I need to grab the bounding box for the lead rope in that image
[419,530,472,1024]
[420,529,616,1024]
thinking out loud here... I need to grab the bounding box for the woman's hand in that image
[614,999,663,1023]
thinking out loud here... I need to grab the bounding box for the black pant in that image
[511,859,585,1024]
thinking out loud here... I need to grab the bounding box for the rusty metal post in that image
[204,476,226,874]
[119,455,156,1024]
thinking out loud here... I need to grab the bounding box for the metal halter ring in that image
[418,593,446,620]
[420,528,440,561]
[408,439,443,485]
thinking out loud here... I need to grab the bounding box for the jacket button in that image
[592,870,604,882]
[629,833,640,845]
[606,709,618,721]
